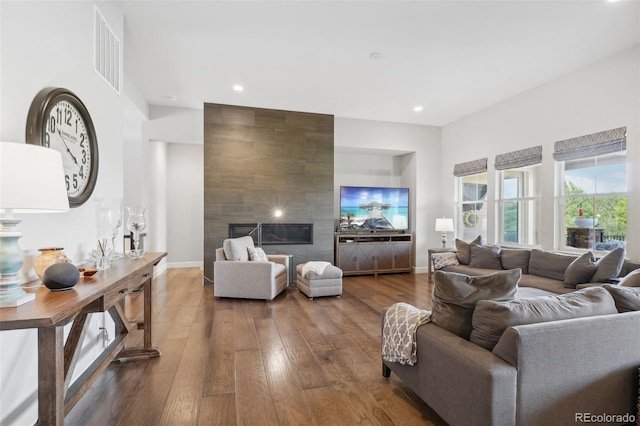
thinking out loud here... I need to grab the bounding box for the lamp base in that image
[441,232,448,249]
[0,290,35,308]
[0,216,34,307]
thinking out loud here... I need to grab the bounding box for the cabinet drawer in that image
[103,267,152,308]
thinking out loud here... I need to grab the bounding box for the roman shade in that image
[553,127,626,161]
[494,145,542,170]
[453,157,488,177]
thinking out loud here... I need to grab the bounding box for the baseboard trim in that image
[414,266,428,274]
[167,261,204,270]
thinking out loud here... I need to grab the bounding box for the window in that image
[560,153,627,251]
[456,172,488,242]
[554,127,627,252]
[497,166,541,245]
[495,145,542,246]
[453,158,488,242]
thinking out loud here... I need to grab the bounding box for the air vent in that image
[94,6,120,94]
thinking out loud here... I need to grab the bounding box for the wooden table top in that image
[0,252,167,331]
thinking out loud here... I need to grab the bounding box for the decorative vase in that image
[126,206,147,258]
[34,247,69,280]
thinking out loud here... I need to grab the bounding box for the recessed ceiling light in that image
[369,52,382,60]
[413,105,424,112]
[164,95,178,102]
[233,84,244,93]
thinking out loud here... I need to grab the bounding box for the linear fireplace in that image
[229,223,314,245]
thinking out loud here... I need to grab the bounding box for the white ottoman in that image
[296,263,343,300]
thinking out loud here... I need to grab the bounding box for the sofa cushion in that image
[441,264,501,276]
[470,287,617,351]
[223,236,254,261]
[528,249,577,281]
[248,247,268,262]
[469,245,501,269]
[431,269,521,340]
[563,251,597,288]
[603,284,640,313]
[620,268,640,287]
[500,249,530,274]
[591,247,625,283]
[518,274,574,294]
[455,236,482,265]
[432,252,459,270]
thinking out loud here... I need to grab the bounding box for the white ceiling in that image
[120,0,640,126]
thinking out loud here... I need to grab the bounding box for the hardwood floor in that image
[66,268,447,426]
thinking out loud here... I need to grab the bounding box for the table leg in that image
[38,326,64,425]
[116,274,160,359]
[143,275,152,349]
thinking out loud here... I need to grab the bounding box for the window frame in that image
[455,172,488,243]
[556,151,627,252]
[496,165,541,247]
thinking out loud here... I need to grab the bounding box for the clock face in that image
[44,100,93,198]
[26,88,99,207]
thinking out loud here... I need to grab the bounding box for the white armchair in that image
[213,236,289,300]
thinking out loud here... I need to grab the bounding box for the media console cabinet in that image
[0,252,167,426]
[335,233,412,276]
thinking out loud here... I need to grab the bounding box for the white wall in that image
[441,45,640,259]
[334,118,442,272]
[0,2,127,424]
[166,143,204,267]
[148,106,203,145]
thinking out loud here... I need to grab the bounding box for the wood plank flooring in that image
[66,268,447,426]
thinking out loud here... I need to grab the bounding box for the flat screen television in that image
[339,186,409,232]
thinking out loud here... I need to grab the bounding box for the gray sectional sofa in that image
[382,241,640,426]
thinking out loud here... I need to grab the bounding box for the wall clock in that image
[26,87,99,208]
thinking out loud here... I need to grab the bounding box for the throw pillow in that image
[455,235,482,265]
[471,287,617,351]
[528,249,577,281]
[500,249,530,274]
[431,252,459,270]
[431,268,521,340]
[620,268,640,287]
[247,247,268,262]
[591,247,626,283]
[563,251,597,288]
[469,245,502,269]
[603,284,640,313]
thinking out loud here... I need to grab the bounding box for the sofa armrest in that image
[414,324,517,426]
[267,254,290,269]
[493,312,640,426]
[382,306,517,426]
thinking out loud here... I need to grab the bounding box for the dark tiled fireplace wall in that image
[203,104,335,280]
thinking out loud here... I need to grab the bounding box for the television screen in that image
[339,186,409,231]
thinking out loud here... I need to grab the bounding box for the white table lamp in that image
[435,217,454,249]
[0,142,69,307]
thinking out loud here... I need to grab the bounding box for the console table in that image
[0,252,167,426]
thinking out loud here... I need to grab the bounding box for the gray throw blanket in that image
[382,302,432,366]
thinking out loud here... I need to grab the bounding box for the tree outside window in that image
[561,152,627,251]
[498,165,541,246]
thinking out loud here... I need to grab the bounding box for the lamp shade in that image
[435,217,454,232]
[0,142,69,213]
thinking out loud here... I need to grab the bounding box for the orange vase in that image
[33,247,69,280]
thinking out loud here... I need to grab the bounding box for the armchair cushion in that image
[223,235,254,261]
